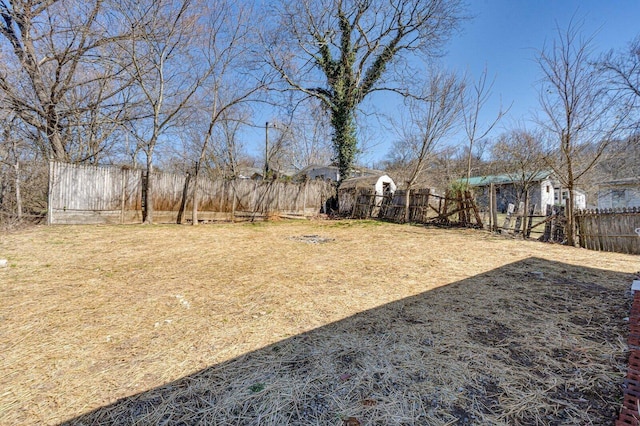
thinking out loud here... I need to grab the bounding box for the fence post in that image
[526,204,535,238]
[176,171,190,224]
[576,210,584,249]
[488,185,493,230]
[521,194,528,239]
[425,189,430,223]
[490,183,498,232]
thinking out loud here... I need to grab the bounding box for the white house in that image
[597,177,640,209]
[467,171,588,214]
[554,187,587,210]
[467,172,555,214]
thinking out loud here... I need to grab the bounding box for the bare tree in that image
[190,0,267,225]
[491,130,547,197]
[395,70,464,220]
[0,110,49,223]
[491,129,547,235]
[289,103,333,170]
[215,114,246,179]
[116,0,211,224]
[272,98,333,171]
[536,20,627,245]
[0,113,22,221]
[263,120,294,177]
[0,0,134,162]
[593,134,640,181]
[264,0,465,186]
[601,35,640,128]
[461,68,507,184]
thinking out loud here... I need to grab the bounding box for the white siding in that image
[540,179,554,214]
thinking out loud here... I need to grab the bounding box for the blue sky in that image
[443,0,640,136]
[245,0,640,167]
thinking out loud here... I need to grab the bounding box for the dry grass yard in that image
[1,220,638,425]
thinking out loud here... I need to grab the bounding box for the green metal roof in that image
[464,171,553,187]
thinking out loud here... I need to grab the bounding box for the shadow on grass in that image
[61,258,632,426]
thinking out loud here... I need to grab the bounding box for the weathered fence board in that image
[575,208,640,254]
[48,162,332,225]
[339,187,482,227]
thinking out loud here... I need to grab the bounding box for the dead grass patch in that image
[0,220,637,425]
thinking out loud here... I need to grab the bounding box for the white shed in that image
[338,174,397,215]
[340,174,396,195]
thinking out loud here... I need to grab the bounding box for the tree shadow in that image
[61,258,632,425]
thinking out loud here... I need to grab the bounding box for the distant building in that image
[597,177,640,209]
[236,167,297,181]
[236,167,264,180]
[555,187,587,210]
[466,172,554,214]
[294,164,384,182]
[466,171,586,214]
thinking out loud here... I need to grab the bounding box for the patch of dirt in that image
[289,234,335,244]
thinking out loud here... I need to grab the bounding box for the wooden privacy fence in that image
[48,161,333,225]
[575,207,640,254]
[339,187,483,227]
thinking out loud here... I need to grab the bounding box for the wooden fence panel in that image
[122,168,142,211]
[151,171,188,212]
[340,186,482,227]
[48,161,331,224]
[575,208,640,254]
[231,180,257,213]
[49,162,121,211]
[48,162,141,224]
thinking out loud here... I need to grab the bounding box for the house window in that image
[612,189,626,208]
[546,185,550,193]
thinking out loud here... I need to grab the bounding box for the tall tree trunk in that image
[565,151,575,245]
[191,161,200,226]
[143,156,154,224]
[14,159,22,220]
[566,187,575,246]
[47,117,67,161]
[404,187,412,223]
[465,140,473,185]
[521,190,528,239]
[9,138,22,220]
[331,105,357,186]
[177,171,190,224]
